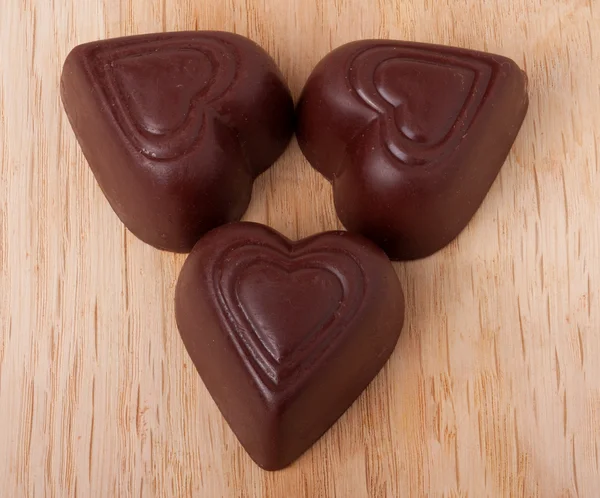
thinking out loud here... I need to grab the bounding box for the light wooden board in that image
[1,0,599,496]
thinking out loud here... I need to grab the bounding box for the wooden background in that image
[1,0,599,496]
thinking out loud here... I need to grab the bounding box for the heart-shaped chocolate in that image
[175,222,405,470]
[297,40,529,260]
[61,32,294,252]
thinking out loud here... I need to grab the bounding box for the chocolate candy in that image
[175,222,405,470]
[297,40,529,260]
[61,32,294,252]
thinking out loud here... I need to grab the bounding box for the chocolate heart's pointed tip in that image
[175,222,404,470]
[61,32,294,252]
[297,39,529,261]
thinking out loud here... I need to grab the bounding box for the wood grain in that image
[1,0,599,496]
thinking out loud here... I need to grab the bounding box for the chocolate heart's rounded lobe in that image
[60,31,294,252]
[296,40,529,260]
[295,42,379,179]
[175,222,405,470]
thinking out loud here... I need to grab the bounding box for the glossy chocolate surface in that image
[61,31,294,252]
[175,222,405,470]
[297,40,529,260]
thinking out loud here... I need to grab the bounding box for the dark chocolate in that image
[297,40,529,260]
[175,222,405,470]
[61,32,294,252]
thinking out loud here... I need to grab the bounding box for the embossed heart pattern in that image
[61,33,528,470]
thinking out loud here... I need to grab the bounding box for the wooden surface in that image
[1,0,599,496]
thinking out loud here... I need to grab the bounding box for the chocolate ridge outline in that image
[210,239,367,399]
[83,35,240,161]
[345,44,497,166]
